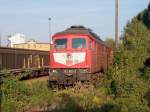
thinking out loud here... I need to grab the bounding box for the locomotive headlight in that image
[51,69,62,76]
[52,70,57,73]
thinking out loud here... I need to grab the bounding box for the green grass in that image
[1,78,53,112]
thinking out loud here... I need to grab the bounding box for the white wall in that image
[8,33,26,47]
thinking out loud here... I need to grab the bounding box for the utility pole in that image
[115,0,119,49]
[48,17,52,82]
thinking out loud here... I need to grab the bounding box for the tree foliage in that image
[103,2,150,112]
[105,38,115,48]
[137,2,150,29]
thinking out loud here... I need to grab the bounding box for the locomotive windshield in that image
[55,39,67,49]
[72,38,86,49]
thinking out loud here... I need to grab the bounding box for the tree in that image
[148,3,150,11]
[123,18,150,56]
[103,3,150,111]
[137,2,150,29]
[105,38,115,48]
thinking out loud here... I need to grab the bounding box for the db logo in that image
[66,53,73,66]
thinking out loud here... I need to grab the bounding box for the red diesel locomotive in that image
[49,26,113,86]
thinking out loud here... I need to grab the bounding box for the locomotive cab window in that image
[55,39,67,49]
[72,38,86,49]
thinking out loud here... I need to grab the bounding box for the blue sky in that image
[0,0,149,45]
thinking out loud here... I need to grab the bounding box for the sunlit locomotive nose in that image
[53,52,86,66]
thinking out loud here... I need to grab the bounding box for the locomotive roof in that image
[55,25,103,42]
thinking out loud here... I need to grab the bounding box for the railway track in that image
[0,67,50,81]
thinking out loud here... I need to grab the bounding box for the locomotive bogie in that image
[49,68,91,86]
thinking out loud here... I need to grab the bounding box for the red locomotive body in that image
[49,26,113,86]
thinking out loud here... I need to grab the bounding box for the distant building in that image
[8,33,26,47]
[13,40,50,51]
[8,33,50,51]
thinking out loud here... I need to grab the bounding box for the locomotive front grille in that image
[51,68,89,74]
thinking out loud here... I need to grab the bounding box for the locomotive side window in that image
[72,38,86,49]
[55,39,67,49]
[89,41,92,50]
[89,40,95,50]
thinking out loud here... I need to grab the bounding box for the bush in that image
[1,79,30,111]
[128,105,150,112]
[1,75,53,112]
[110,80,122,97]
[145,90,150,108]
